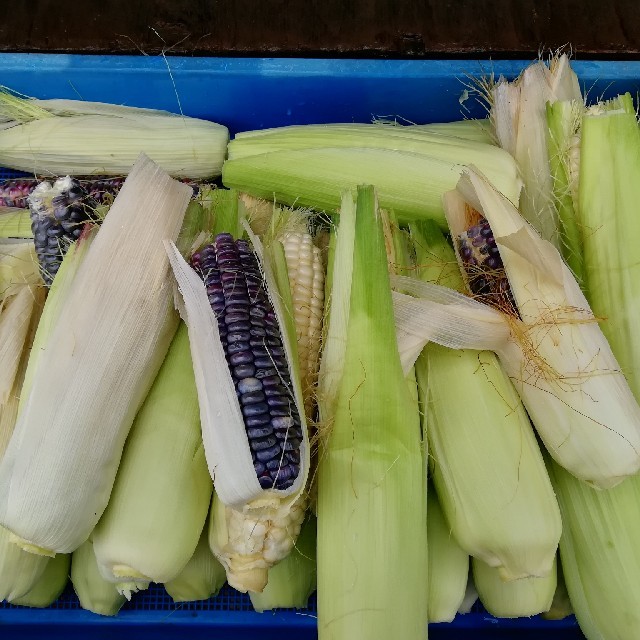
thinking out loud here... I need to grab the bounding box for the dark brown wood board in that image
[0,0,639,57]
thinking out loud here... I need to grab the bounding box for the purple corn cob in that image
[457,217,518,315]
[28,177,100,285]
[0,179,37,208]
[192,233,303,491]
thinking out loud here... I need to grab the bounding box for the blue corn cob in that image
[191,233,303,491]
[457,217,517,314]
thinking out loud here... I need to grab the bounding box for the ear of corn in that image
[0,92,229,179]
[0,154,192,555]
[410,219,560,579]
[222,131,522,228]
[71,540,126,617]
[491,54,582,246]
[316,186,428,640]
[92,322,212,593]
[473,556,557,619]
[548,459,640,638]
[443,167,640,488]
[249,514,317,612]
[164,518,226,603]
[426,486,469,623]
[10,552,70,608]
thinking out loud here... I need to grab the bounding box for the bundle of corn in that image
[0,92,229,179]
[0,154,193,556]
[222,123,522,227]
[316,187,428,640]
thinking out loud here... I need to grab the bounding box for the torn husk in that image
[393,166,640,489]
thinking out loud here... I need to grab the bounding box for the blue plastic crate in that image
[1,52,634,639]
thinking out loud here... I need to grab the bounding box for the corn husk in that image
[426,486,469,623]
[0,94,229,179]
[491,53,582,246]
[10,552,70,608]
[473,556,556,618]
[0,154,192,555]
[392,166,640,488]
[222,126,522,228]
[71,540,126,616]
[249,514,317,612]
[92,323,212,593]
[316,187,428,640]
[0,207,32,239]
[410,219,560,579]
[164,519,226,603]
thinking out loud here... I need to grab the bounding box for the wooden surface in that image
[1,0,639,57]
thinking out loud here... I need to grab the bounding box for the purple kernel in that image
[267,396,292,409]
[228,331,251,343]
[255,370,280,381]
[226,321,251,332]
[245,414,271,427]
[229,351,253,366]
[256,444,284,462]
[225,311,250,324]
[247,425,274,439]
[249,307,267,319]
[287,451,300,464]
[226,302,250,312]
[467,226,481,238]
[227,341,250,355]
[234,364,256,378]
[258,475,273,489]
[238,377,262,394]
[250,435,278,452]
[242,402,269,417]
[283,438,301,451]
[471,236,484,247]
[241,391,266,405]
[254,461,266,475]
[272,416,295,430]
[267,347,285,358]
[272,465,295,482]
[264,385,288,398]
[271,406,295,417]
[266,459,282,471]
[249,327,267,337]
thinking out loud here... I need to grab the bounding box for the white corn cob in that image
[282,232,324,417]
[209,491,307,593]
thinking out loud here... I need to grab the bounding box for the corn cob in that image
[28,177,100,285]
[191,235,304,490]
[167,217,310,592]
[281,231,324,417]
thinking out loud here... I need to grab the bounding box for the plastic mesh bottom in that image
[0,583,318,613]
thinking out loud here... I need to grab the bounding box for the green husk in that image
[548,460,640,639]
[473,556,556,618]
[426,486,469,623]
[542,559,573,621]
[546,99,584,284]
[0,208,32,239]
[316,186,428,640]
[71,540,125,616]
[11,552,70,608]
[164,520,226,603]
[249,515,317,612]
[92,322,212,592]
[579,92,640,396]
[409,219,561,580]
[223,139,521,228]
